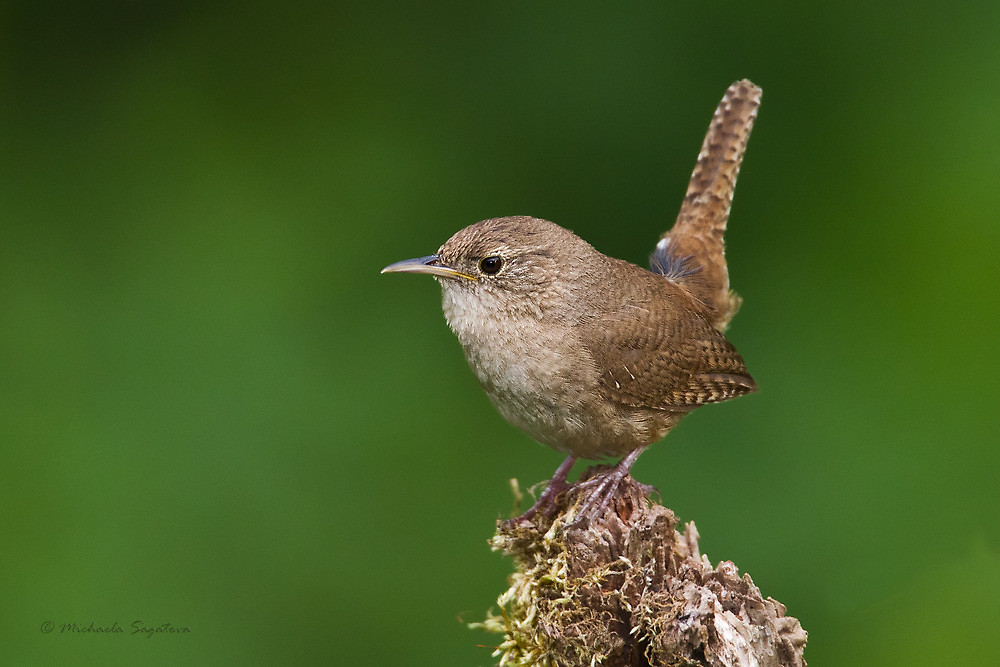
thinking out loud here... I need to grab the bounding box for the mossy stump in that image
[474,471,807,666]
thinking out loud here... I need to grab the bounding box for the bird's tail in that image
[651,79,761,331]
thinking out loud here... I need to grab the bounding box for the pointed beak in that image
[380,254,477,281]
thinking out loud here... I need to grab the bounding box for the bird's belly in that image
[466,340,679,459]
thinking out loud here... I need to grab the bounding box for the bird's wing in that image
[582,282,756,411]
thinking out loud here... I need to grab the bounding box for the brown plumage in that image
[383,80,762,521]
[654,79,761,330]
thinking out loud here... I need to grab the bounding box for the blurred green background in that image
[2,1,998,664]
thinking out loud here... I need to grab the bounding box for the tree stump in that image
[473,471,808,666]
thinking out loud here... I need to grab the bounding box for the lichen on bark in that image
[472,472,808,666]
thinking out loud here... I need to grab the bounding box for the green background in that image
[3,1,998,664]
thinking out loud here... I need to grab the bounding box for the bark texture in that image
[474,472,808,666]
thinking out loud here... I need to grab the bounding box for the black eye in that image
[478,255,504,275]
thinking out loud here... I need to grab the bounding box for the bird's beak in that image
[380,254,477,281]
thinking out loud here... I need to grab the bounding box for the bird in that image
[382,80,762,522]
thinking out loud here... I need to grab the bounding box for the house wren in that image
[383,80,761,521]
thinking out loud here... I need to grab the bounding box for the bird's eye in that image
[478,255,504,275]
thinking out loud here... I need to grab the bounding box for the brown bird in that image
[383,80,761,522]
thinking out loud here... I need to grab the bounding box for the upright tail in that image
[651,80,762,331]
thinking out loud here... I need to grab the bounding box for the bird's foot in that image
[569,448,653,523]
[502,456,576,529]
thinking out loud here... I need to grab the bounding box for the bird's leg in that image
[505,455,576,526]
[573,446,651,521]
